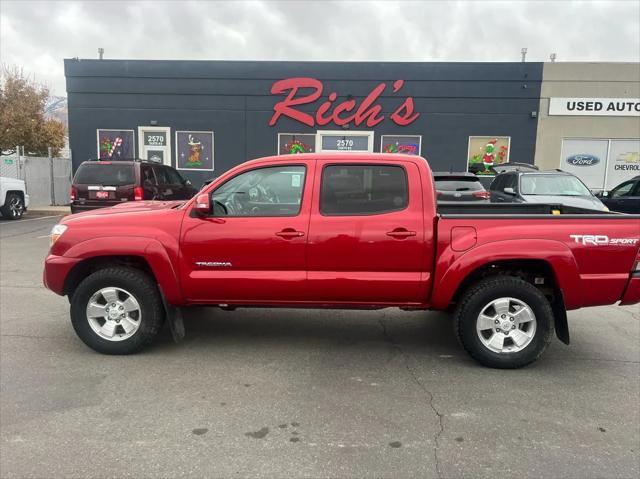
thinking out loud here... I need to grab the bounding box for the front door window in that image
[212,166,306,217]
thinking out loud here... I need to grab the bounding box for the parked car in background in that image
[70,159,197,214]
[433,172,490,202]
[0,176,29,220]
[596,176,640,214]
[489,170,608,211]
[490,163,539,174]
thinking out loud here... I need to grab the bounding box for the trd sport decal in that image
[570,235,639,246]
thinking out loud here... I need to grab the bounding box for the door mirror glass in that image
[503,187,516,195]
[193,193,211,216]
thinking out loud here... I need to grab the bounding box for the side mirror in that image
[193,193,211,216]
[504,187,516,195]
[601,191,609,198]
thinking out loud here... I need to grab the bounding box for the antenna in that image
[521,47,528,63]
[550,53,557,62]
[98,48,104,60]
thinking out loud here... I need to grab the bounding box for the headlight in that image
[50,224,68,246]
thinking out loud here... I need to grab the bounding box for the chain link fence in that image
[0,148,72,206]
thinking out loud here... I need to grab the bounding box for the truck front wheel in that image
[70,267,164,354]
[454,276,554,369]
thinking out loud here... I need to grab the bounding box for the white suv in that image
[0,177,30,219]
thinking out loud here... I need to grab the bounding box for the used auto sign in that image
[566,154,600,167]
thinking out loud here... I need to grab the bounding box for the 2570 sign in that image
[269,77,420,127]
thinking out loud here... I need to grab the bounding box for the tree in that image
[0,66,65,156]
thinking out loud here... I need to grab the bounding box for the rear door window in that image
[74,163,135,186]
[320,165,408,215]
[152,165,169,185]
[141,165,157,185]
[434,178,483,191]
[165,167,185,185]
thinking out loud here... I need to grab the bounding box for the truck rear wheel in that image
[454,276,554,369]
[70,267,164,354]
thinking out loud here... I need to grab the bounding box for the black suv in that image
[70,159,197,213]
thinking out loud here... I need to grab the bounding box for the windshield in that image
[74,163,135,186]
[520,175,592,196]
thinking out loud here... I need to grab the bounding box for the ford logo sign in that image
[566,154,600,167]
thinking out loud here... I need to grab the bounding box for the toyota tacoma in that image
[44,154,640,368]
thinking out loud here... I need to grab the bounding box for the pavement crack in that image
[378,318,445,479]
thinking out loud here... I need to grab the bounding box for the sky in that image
[1,0,639,96]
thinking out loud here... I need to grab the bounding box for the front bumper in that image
[43,254,80,296]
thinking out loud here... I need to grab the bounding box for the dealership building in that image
[64,59,639,190]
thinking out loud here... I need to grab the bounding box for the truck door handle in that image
[386,228,416,239]
[275,228,305,239]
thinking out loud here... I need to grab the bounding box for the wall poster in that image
[278,133,316,154]
[380,135,421,155]
[97,129,135,159]
[175,131,214,171]
[467,136,510,175]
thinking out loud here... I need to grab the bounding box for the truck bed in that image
[437,202,637,217]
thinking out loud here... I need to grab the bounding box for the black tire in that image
[454,276,554,369]
[1,193,25,219]
[70,267,164,354]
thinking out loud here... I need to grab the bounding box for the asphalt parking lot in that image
[0,215,638,479]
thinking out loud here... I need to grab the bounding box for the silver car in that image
[489,170,608,212]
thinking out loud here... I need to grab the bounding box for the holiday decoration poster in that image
[467,136,511,175]
[278,133,316,155]
[381,135,421,155]
[97,129,135,159]
[176,131,214,171]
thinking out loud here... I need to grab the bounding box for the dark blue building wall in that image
[65,59,543,185]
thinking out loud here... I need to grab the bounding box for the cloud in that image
[1,0,639,95]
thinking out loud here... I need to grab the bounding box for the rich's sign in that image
[269,77,420,127]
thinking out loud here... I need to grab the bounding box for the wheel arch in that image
[5,190,25,201]
[433,239,581,310]
[62,236,183,304]
[64,255,153,300]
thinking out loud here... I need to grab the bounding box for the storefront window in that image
[560,138,640,191]
[606,140,640,190]
[96,129,135,159]
[467,136,510,175]
[278,133,316,154]
[560,139,608,190]
[175,131,214,171]
[380,135,421,155]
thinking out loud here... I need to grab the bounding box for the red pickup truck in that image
[44,154,640,368]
